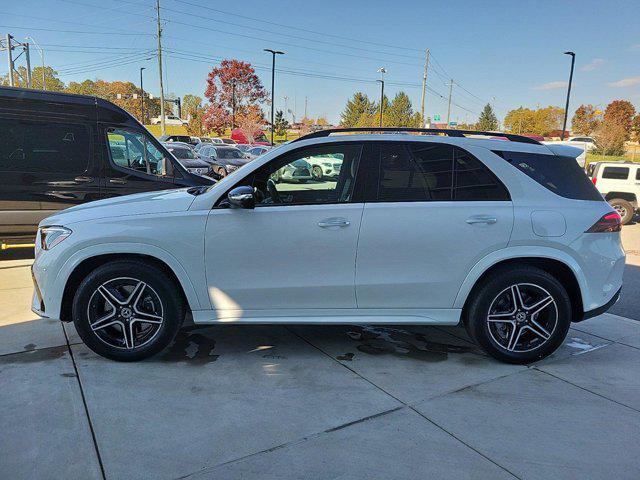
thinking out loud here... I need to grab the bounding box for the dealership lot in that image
[1,225,639,480]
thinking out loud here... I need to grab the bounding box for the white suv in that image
[588,161,639,224]
[31,128,625,364]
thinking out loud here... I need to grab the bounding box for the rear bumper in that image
[578,286,622,322]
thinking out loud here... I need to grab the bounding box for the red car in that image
[230,128,271,146]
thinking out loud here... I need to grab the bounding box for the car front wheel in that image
[465,266,571,364]
[72,261,184,361]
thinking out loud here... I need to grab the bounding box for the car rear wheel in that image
[465,266,571,364]
[72,261,184,361]
[217,167,227,178]
[609,198,634,225]
[312,166,323,180]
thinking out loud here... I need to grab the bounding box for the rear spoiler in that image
[542,143,584,158]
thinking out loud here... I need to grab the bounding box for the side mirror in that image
[227,186,255,209]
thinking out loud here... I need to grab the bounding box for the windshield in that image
[167,147,195,160]
[217,148,243,159]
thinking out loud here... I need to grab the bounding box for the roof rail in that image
[291,127,542,145]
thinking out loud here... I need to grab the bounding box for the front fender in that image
[45,242,204,319]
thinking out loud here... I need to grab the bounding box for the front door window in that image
[107,128,169,176]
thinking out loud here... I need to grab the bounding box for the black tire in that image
[72,260,184,361]
[217,167,227,178]
[464,266,571,364]
[312,166,323,180]
[609,198,634,225]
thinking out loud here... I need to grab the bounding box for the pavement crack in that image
[534,367,640,414]
[286,326,523,480]
[62,324,107,480]
[175,405,405,479]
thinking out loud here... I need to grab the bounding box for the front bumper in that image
[579,286,622,322]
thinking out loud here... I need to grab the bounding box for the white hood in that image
[40,188,198,227]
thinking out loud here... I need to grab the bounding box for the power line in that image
[0,24,153,36]
[171,0,424,54]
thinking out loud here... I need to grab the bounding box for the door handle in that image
[318,217,350,228]
[74,176,93,183]
[465,215,497,225]
[109,178,128,185]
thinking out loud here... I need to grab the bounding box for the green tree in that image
[385,91,420,127]
[340,92,375,127]
[504,107,536,134]
[274,109,289,136]
[1,66,65,91]
[476,103,498,131]
[182,94,203,121]
[631,115,640,142]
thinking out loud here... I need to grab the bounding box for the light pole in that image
[377,67,386,127]
[139,67,146,125]
[25,36,44,90]
[264,48,284,145]
[231,80,236,130]
[561,51,575,140]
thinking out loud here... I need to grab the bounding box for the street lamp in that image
[561,51,575,141]
[264,48,284,145]
[139,67,146,125]
[25,36,44,90]
[377,67,386,127]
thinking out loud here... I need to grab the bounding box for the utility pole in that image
[420,49,430,128]
[231,80,236,130]
[561,51,575,140]
[139,67,146,124]
[264,48,284,145]
[377,67,386,127]
[304,96,308,120]
[446,79,454,125]
[156,0,166,135]
[25,36,44,90]
[5,34,15,86]
[24,43,32,88]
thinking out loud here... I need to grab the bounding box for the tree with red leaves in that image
[203,59,268,134]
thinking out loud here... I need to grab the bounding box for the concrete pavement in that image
[1,225,640,479]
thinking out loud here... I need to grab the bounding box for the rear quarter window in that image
[494,150,603,201]
[602,166,629,180]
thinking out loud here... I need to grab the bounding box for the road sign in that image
[434,114,441,121]
[449,121,457,127]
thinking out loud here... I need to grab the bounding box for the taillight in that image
[591,177,597,185]
[586,212,622,233]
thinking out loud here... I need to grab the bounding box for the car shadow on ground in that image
[144,323,479,367]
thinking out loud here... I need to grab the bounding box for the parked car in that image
[221,138,237,145]
[198,145,248,178]
[0,87,213,248]
[151,115,188,126]
[542,141,587,168]
[245,146,271,159]
[210,137,224,144]
[158,135,196,146]
[230,128,271,146]
[305,153,343,180]
[162,143,213,177]
[588,161,639,224]
[31,128,624,364]
[273,158,312,183]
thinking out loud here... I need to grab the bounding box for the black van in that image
[0,87,214,247]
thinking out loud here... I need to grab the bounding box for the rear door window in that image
[376,142,509,202]
[0,118,89,173]
[495,150,603,201]
[602,166,629,180]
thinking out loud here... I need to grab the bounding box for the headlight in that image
[39,226,72,251]
[322,162,333,167]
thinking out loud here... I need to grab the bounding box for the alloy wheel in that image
[486,283,558,353]
[86,277,164,350]
[613,204,627,218]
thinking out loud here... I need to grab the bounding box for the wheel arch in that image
[56,244,203,322]
[455,252,585,323]
[604,192,637,206]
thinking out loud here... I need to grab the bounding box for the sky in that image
[2,0,640,125]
